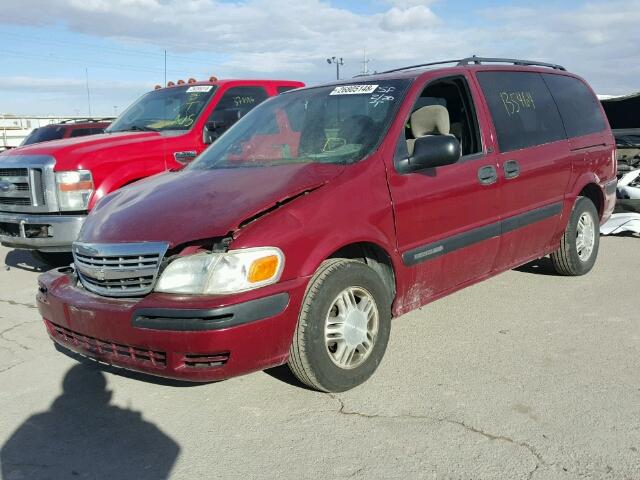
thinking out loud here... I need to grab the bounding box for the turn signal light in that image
[58,181,93,192]
[248,255,280,283]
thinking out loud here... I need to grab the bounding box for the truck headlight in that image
[55,170,94,211]
[155,247,284,295]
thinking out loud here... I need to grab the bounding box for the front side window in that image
[206,86,269,132]
[476,71,565,153]
[398,75,482,160]
[190,80,411,169]
[107,85,216,133]
[542,74,607,138]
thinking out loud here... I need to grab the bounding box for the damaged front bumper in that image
[36,267,308,382]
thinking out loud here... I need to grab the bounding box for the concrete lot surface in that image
[0,238,638,480]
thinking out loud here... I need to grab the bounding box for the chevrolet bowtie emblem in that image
[0,180,16,193]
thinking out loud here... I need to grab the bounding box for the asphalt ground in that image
[0,237,638,480]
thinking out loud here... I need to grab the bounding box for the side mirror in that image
[396,135,461,174]
[202,109,243,144]
[202,120,227,145]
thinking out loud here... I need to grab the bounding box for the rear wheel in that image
[31,251,73,268]
[550,196,599,276]
[288,259,391,392]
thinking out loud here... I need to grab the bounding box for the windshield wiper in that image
[107,125,159,133]
[127,125,159,132]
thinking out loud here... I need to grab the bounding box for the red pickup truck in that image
[0,78,303,264]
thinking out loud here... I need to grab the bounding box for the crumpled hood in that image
[79,163,343,247]
[3,131,162,170]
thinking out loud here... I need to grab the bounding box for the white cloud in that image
[380,5,440,31]
[1,0,640,98]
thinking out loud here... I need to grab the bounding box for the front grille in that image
[47,320,167,368]
[0,198,31,205]
[0,167,45,208]
[0,168,28,177]
[73,242,169,297]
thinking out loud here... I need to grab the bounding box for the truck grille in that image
[0,167,46,208]
[73,242,170,297]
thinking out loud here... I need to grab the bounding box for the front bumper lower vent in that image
[46,320,167,368]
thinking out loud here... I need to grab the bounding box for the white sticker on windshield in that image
[329,84,379,95]
[186,85,213,93]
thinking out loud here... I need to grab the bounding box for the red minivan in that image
[36,57,616,392]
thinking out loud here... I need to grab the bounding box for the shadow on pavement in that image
[263,364,316,391]
[513,256,559,276]
[0,363,180,480]
[3,249,46,273]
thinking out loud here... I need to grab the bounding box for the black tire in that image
[550,196,600,276]
[31,250,74,268]
[288,259,392,392]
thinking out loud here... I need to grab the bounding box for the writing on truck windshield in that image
[107,85,217,133]
[189,80,410,169]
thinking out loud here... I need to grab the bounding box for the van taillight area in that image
[36,268,308,382]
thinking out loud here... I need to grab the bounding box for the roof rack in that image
[380,56,566,74]
[458,56,566,71]
[59,118,114,124]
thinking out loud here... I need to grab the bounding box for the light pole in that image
[326,56,344,80]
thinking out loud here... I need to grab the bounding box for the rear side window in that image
[476,71,565,152]
[70,128,92,137]
[542,74,607,138]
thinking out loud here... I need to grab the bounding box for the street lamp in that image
[327,56,344,80]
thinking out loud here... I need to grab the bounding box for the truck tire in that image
[288,258,391,392]
[550,196,600,276]
[31,251,74,268]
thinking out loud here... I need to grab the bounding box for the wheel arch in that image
[327,241,397,300]
[578,182,604,219]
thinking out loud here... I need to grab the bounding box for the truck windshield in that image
[21,126,66,145]
[190,80,410,169]
[107,85,217,133]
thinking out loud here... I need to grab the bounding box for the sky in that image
[0,0,638,116]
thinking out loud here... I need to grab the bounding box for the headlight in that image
[55,170,94,211]
[155,247,284,295]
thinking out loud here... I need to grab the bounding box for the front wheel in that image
[550,196,600,276]
[288,259,392,392]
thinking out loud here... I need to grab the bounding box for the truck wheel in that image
[550,196,600,276]
[31,251,73,268]
[288,259,391,392]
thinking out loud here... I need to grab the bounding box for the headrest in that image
[410,105,450,137]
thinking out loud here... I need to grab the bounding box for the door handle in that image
[477,165,498,185]
[504,160,520,179]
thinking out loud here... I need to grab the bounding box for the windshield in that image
[107,85,216,133]
[22,126,66,145]
[189,80,410,169]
